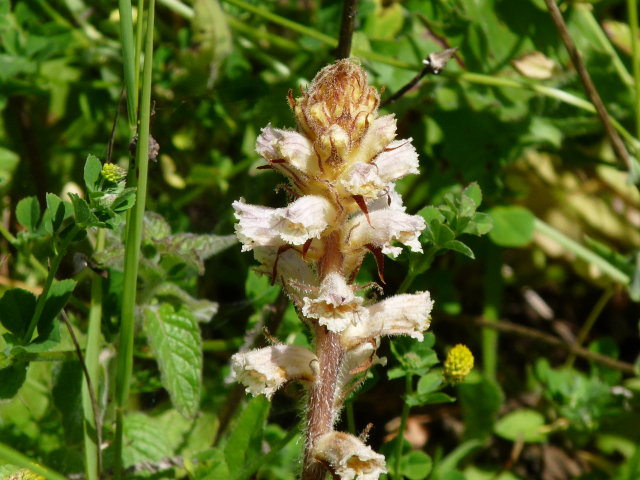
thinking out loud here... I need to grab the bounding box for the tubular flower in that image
[312,432,387,480]
[230,345,318,398]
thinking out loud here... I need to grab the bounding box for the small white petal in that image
[232,199,282,251]
[274,195,335,245]
[256,124,318,175]
[302,272,368,333]
[367,184,406,213]
[341,292,434,348]
[346,209,426,257]
[253,247,319,290]
[374,139,419,182]
[313,432,387,480]
[340,163,386,198]
[230,345,318,398]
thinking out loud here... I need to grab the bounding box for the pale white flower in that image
[373,139,419,182]
[230,345,318,398]
[302,272,368,332]
[346,209,426,257]
[274,195,335,245]
[232,199,282,251]
[341,292,434,348]
[316,124,351,164]
[233,196,335,251]
[256,124,318,176]
[312,431,387,480]
[367,183,406,213]
[340,162,386,198]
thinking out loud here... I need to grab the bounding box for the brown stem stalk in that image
[302,231,346,480]
[544,0,632,170]
[335,0,359,60]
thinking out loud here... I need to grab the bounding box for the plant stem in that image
[565,285,615,368]
[83,228,105,480]
[393,373,413,480]
[533,218,630,285]
[23,224,81,343]
[629,0,640,139]
[118,0,138,126]
[544,0,632,171]
[114,0,155,476]
[336,0,359,60]
[482,244,502,382]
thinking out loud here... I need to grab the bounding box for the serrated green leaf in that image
[84,154,102,193]
[245,269,279,307]
[157,233,236,274]
[400,450,433,480]
[406,391,455,407]
[144,211,172,240]
[110,188,136,213]
[463,183,482,208]
[488,206,534,247]
[0,363,28,399]
[142,304,202,417]
[0,288,36,339]
[431,221,456,245]
[442,240,475,259]
[224,396,270,472]
[38,279,76,340]
[464,212,493,236]
[188,448,230,480]
[417,372,443,395]
[494,409,547,443]
[153,283,218,323]
[120,412,174,467]
[16,196,40,232]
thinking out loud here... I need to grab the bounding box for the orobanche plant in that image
[230,59,434,480]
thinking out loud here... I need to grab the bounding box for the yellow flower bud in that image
[101,163,127,183]
[443,344,474,384]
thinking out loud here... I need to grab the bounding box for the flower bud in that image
[443,344,474,384]
[312,431,387,480]
[101,163,127,183]
[231,345,319,398]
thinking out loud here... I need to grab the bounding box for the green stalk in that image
[0,443,69,480]
[114,0,156,477]
[629,0,640,139]
[575,4,633,87]
[23,224,81,343]
[533,218,630,285]
[481,244,502,382]
[82,229,106,480]
[393,374,413,480]
[135,0,145,94]
[118,0,138,126]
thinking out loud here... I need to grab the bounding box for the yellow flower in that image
[101,163,127,183]
[443,344,474,384]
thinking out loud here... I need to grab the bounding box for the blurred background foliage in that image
[1,0,640,479]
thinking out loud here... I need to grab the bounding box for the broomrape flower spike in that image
[231,59,434,480]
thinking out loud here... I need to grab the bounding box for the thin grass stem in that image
[629,0,640,139]
[0,443,69,480]
[118,0,139,126]
[114,0,156,477]
[482,245,501,382]
[392,373,413,480]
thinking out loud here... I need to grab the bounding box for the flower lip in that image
[312,431,387,480]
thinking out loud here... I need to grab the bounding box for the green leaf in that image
[188,448,230,480]
[38,279,76,340]
[245,269,280,307]
[494,409,547,443]
[488,206,535,247]
[16,196,40,232]
[157,233,236,274]
[400,451,433,480]
[223,396,270,472]
[442,240,475,259]
[459,378,504,441]
[153,283,218,323]
[0,363,28,399]
[120,412,174,468]
[142,304,202,417]
[389,335,439,377]
[0,288,36,339]
[43,193,70,234]
[83,154,102,193]
[69,193,99,226]
[464,212,493,236]
[417,372,443,395]
[463,183,482,208]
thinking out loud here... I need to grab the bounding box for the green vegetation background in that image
[1,0,639,479]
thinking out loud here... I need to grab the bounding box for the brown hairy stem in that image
[302,231,347,480]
